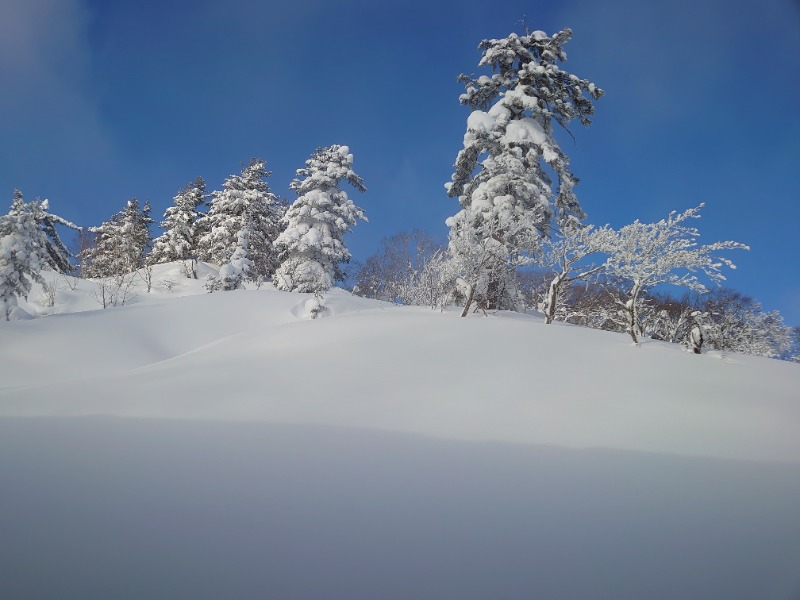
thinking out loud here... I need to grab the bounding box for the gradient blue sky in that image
[2,0,799,324]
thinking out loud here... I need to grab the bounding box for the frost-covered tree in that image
[699,288,793,358]
[196,159,284,281]
[4,190,81,275]
[645,291,700,345]
[547,277,622,331]
[274,145,367,293]
[446,212,526,315]
[0,192,52,319]
[81,199,153,278]
[150,177,206,276]
[446,26,603,315]
[219,226,253,291]
[787,327,800,363]
[538,222,614,324]
[353,230,444,304]
[10,191,83,275]
[604,204,748,344]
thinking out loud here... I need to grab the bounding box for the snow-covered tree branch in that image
[538,222,615,324]
[604,204,748,344]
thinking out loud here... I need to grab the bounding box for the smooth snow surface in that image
[2,263,799,599]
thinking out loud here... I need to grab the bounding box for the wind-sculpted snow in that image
[1,263,799,599]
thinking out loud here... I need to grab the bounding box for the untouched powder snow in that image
[1,262,799,599]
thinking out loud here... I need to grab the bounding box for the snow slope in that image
[1,263,799,599]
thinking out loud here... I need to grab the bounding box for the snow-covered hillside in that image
[2,263,799,599]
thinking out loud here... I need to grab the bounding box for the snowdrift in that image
[1,263,799,599]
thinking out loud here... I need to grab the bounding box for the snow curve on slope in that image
[2,271,800,600]
[1,285,798,464]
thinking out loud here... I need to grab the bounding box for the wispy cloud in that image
[0,0,113,190]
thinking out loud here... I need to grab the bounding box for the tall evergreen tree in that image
[196,158,284,281]
[274,145,366,293]
[446,27,603,314]
[33,198,81,274]
[5,190,80,275]
[0,192,50,319]
[81,199,153,278]
[150,177,207,275]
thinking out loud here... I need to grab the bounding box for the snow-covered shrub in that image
[39,279,62,308]
[304,291,328,319]
[91,273,137,309]
[204,275,223,294]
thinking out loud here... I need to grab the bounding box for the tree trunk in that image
[689,324,703,354]
[626,283,642,344]
[461,283,476,317]
[485,278,499,310]
[543,272,566,324]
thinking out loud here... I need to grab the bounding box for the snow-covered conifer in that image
[274,145,367,293]
[150,177,206,274]
[81,199,153,278]
[0,192,49,319]
[446,27,603,315]
[196,159,284,281]
[28,197,81,274]
[604,204,748,344]
[218,226,253,291]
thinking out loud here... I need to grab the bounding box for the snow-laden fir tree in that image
[0,192,56,319]
[23,193,82,275]
[149,177,206,276]
[218,224,253,291]
[4,190,80,275]
[81,199,153,278]
[446,27,603,315]
[604,204,748,345]
[274,145,366,293]
[196,159,284,282]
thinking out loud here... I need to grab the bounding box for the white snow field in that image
[1,263,799,599]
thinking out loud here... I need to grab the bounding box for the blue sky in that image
[2,0,799,324]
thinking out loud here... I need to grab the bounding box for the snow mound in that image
[1,281,798,464]
[2,273,800,599]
